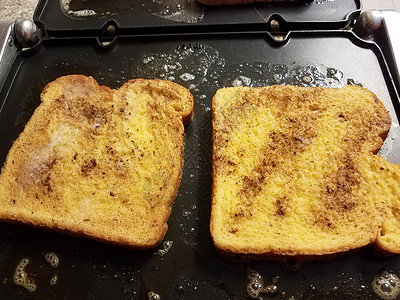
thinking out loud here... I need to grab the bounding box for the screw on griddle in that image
[106,24,116,36]
[270,19,279,32]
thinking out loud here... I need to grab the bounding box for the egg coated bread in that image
[211,84,400,256]
[0,75,193,249]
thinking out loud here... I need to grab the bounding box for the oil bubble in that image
[45,252,60,268]
[347,78,363,87]
[148,291,161,300]
[217,61,347,89]
[49,274,58,286]
[133,44,224,94]
[179,73,195,82]
[13,258,36,292]
[149,0,205,23]
[143,56,155,64]
[327,68,343,81]
[247,283,261,299]
[372,270,400,300]
[232,75,251,87]
[67,9,97,18]
[182,210,191,218]
[157,240,173,256]
[302,75,313,84]
[264,284,278,293]
[316,0,335,4]
[246,266,262,282]
[246,266,279,299]
[273,73,282,82]
[271,276,280,284]
[188,84,197,91]
[176,284,185,294]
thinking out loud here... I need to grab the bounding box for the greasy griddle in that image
[34,0,361,35]
[0,29,399,299]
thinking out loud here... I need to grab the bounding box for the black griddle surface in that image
[0,31,399,299]
[34,0,361,34]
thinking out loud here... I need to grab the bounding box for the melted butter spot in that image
[18,125,79,190]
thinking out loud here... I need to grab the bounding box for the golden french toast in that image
[0,75,193,249]
[211,84,400,256]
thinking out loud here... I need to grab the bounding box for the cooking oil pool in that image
[217,62,346,88]
[60,0,204,23]
[149,0,204,23]
[132,44,225,95]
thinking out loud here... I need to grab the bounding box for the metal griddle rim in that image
[33,0,362,38]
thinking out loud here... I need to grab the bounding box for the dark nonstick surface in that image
[0,31,399,299]
[34,0,361,34]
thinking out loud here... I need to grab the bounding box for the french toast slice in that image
[0,75,193,249]
[211,84,400,256]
